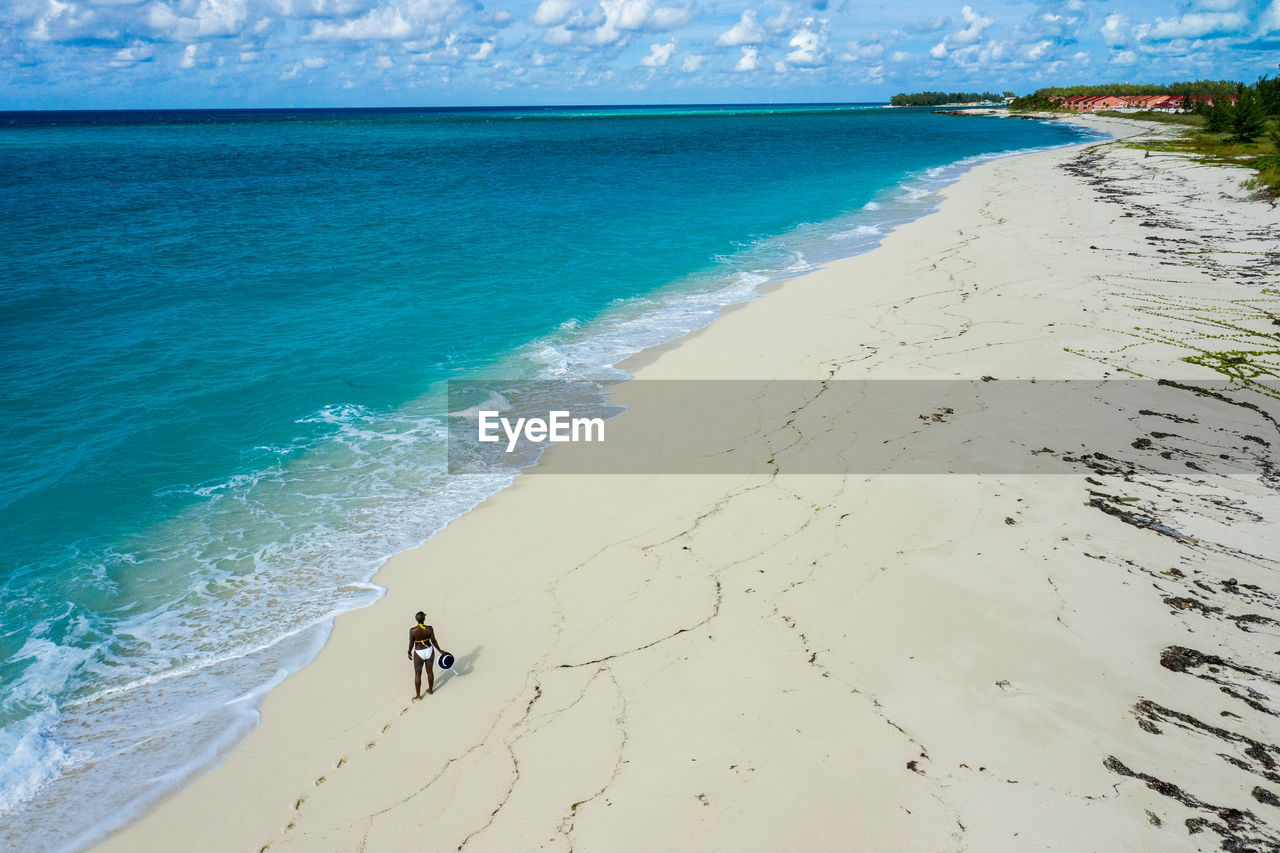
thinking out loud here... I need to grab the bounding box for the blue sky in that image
[3,0,1278,108]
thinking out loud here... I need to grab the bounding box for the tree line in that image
[1017,80,1242,101]
[889,91,1012,106]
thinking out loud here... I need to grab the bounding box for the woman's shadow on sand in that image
[433,645,481,693]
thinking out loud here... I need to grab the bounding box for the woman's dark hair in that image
[415,611,426,622]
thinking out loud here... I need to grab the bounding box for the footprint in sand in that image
[336,757,347,768]
[314,776,326,786]
[382,723,393,733]
[294,795,306,810]
[365,741,376,750]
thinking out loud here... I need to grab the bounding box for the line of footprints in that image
[258,703,414,852]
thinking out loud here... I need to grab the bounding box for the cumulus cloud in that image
[1262,0,1280,34]
[680,52,702,71]
[178,42,199,66]
[1099,13,1128,46]
[930,4,994,59]
[841,36,884,62]
[466,39,492,60]
[588,0,689,45]
[110,43,153,66]
[640,37,674,66]
[948,5,993,46]
[716,10,763,46]
[148,0,249,41]
[907,14,948,33]
[1138,11,1247,41]
[304,0,456,41]
[733,44,759,71]
[785,17,828,66]
[766,4,797,32]
[531,0,575,27]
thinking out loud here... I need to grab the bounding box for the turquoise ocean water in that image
[0,105,1096,850]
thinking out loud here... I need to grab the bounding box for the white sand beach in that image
[94,114,1280,852]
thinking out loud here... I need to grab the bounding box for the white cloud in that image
[1140,11,1246,40]
[238,50,258,61]
[734,44,759,71]
[930,5,993,59]
[375,54,392,67]
[532,0,575,27]
[280,61,301,78]
[1110,48,1136,64]
[907,14,948,33]
[1262,0,1280,34]
[178,42,198,66]
[649,6,690,29]
[785,17,828,67]
[467,39,493,60]
[543,24,573,44]
[680,52,702,72]
[584,0,690,46]
[147,0,248,40]
[639,38,675,67]
[717,10,763,46]
[949,5,993,46]
[267,0,369,18]
[1099,13,1128,46]
[305,0,456,41]
[110,43,153,66]
[766,4,797,32]
[841,37,884,62]
[303,54,325,67]
[1021,39,1050,61]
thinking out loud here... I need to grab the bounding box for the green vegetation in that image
[1094,110,1204,127]
[889,91,1004,106]
[1123,123,1280,196]
[1012,69,1280,195]
[1008,80,1240,111]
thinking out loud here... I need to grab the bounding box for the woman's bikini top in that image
[413,623,431,647]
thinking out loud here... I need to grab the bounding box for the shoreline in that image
[95,113,1280,851]
[0,107,1097,853]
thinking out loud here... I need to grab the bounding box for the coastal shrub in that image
[1257,72,1280,117]
[889,91,1004,106]
[1095,110,1203,127]
[1205,98,1235,133]
[1231,88,1267,143]
[1243,156,1280,196]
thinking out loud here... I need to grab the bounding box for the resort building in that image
[1052,93,1238,113]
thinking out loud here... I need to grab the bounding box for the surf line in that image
[477,410,606,453]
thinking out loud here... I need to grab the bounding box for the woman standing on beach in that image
[407,611,449,700]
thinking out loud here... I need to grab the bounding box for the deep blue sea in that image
[0,104,1096,850]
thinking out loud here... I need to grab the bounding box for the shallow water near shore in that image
[0,104,1095,851]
